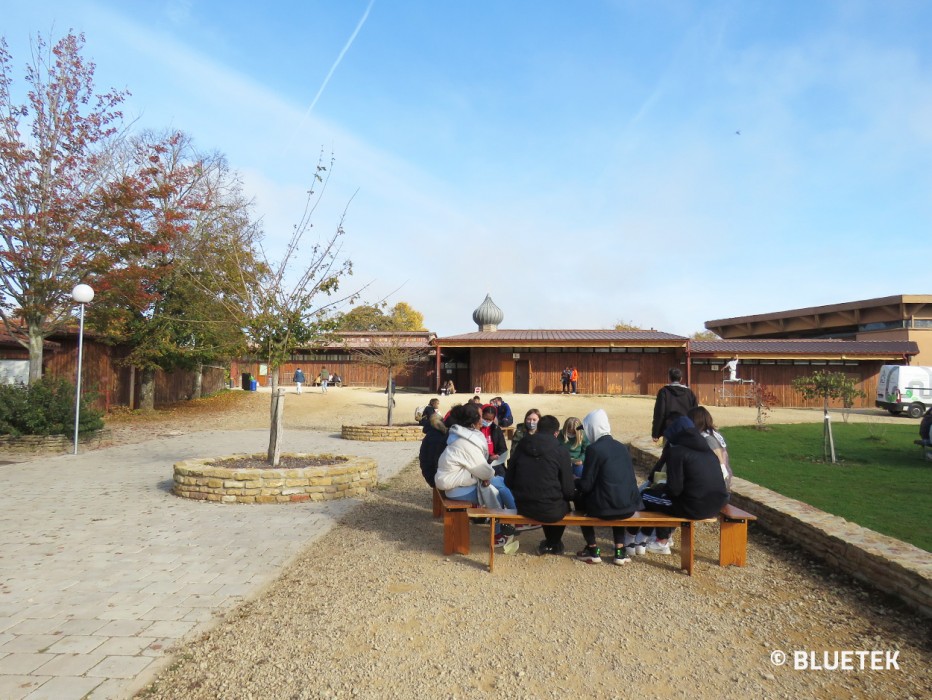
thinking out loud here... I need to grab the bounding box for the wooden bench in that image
[433,489,474,555]
[463,504,757,575]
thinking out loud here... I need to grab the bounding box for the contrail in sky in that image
[293,0,375,135]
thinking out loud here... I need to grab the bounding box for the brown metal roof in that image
[705,294,932,329]
[690,339,918,357]
[436,329,687,345]
[323,331,435,350]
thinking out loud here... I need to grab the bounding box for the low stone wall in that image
[627,437,932,618]
[0,429,112,455]
[341,424,424,441]
[172,453,377,503]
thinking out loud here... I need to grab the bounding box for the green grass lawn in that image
[721,422,932,552]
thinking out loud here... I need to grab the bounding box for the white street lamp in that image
[72,284,94,455]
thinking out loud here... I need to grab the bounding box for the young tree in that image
[0,32,136,383]
[792,371,866,463]
[217,153,361,465]
[353,333,429,426]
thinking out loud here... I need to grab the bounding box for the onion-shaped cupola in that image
[472,294,503,332]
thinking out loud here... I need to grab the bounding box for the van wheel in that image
[907,403,924,419]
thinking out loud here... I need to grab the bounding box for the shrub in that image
[0,377,104,436]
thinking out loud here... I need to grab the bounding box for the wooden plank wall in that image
[43,340,228,410]
[232,359,434,390]
[469,348,685,395]
[688,361,882,409]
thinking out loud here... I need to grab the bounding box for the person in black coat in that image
[651,367,698,440]
[418,404,449,488]
[640,415,729,554]
[505,414,575,555]
[574,408,645,565]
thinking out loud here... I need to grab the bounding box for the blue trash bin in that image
[249,379,258,391]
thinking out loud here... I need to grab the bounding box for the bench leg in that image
[443,509,470,555]
[719,518,748,567]
[679,522,695,576]
[432,488,442,518]
[488,517,497,573]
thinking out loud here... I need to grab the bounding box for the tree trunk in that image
[192,362,203,400]
[28,323,44,385]
[387,368,395,426]
[269,365,280,419]
[139,367,156,411]
[267,388,285,466]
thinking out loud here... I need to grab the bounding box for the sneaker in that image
[646,539,672,555]
[499,523,516,536]
[494,534,515,548]
[537,540,565,556]
[514,523,542,532]
[576,545,602,564]
[613,547,631,566]
[632,543,647,556]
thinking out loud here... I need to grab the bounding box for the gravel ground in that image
[105,389,930,699]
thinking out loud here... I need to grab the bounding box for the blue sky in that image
[4,1,932,337]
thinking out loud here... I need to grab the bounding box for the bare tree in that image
[211,153,362,465]
[353,333,429,426]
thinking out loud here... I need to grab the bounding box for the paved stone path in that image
[0,429,416,700]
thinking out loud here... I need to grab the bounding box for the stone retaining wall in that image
[173,453,377,503]
[341,424,424,441]
[627,437,932,618]
[0,429,112,455]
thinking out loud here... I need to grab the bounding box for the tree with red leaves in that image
[0,31,153,383]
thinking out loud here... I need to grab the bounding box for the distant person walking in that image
[320,367,330,393]
[293,368,305,394]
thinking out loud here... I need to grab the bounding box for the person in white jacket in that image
[436,403,516,546]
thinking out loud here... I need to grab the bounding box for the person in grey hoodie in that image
[574,409,644,566]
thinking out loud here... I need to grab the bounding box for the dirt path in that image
[108,389,929,699]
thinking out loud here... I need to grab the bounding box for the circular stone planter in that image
[172,453,377,503]
[341,424,424,441]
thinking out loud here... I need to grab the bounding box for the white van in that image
[875,365,932,418]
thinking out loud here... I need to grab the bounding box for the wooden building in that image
[687,339,919,409]
[706,294,932,365]
[431,295,920,409]
[232,331,436,390]
[0,330,226,411]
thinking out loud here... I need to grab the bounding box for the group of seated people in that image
[419,398,731,565]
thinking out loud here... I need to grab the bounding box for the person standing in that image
[651,367,698,442]
[293,368,305,394]
[320,366,330,393]
[570,367,579,394]
[561,367,571,394]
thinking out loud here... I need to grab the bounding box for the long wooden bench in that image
[463,504,757,575]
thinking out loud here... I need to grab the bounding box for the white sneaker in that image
[634,543,647,555]
[646,540,672,555]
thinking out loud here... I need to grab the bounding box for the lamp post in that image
[72,284,94,455]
